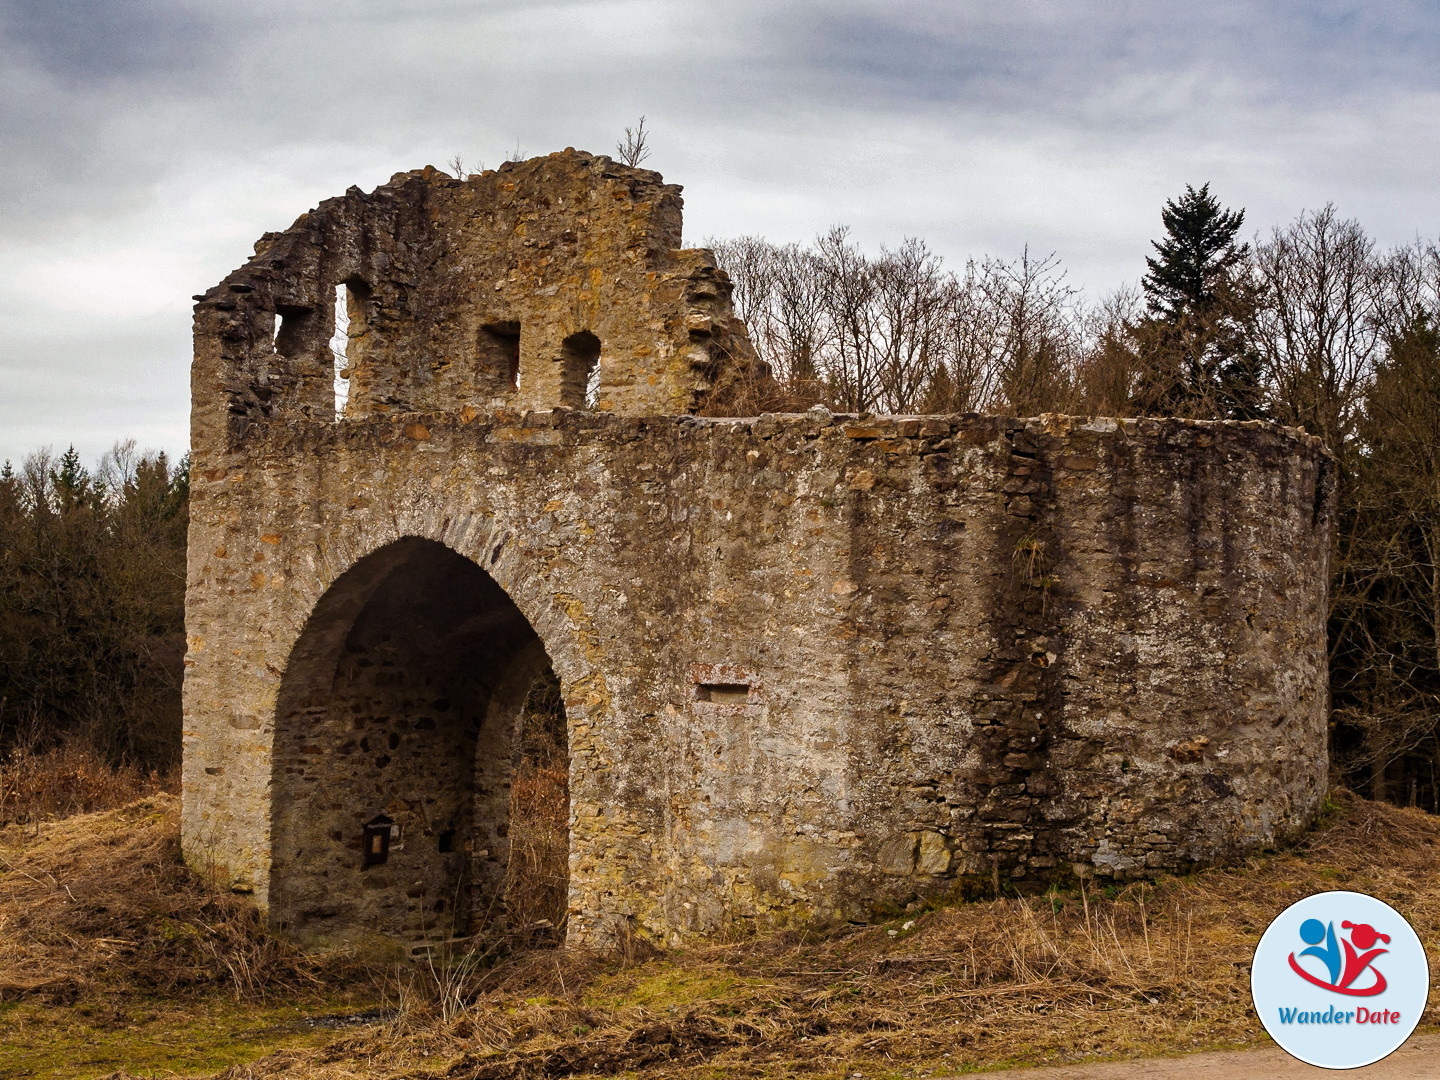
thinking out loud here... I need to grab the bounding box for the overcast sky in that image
[2,0,1437,466]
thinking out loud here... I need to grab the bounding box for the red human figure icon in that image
[1339,921,1390,990]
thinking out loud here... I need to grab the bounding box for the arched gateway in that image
[268,538,564,950]
[183,151,1333,952]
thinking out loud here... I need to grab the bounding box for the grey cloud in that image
[776,1,1440,114]
[0,0,217,82]
[1,1,1437,465]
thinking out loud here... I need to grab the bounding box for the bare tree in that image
[1377,238,1440,341]
[709,235,832,402]
[712,229,1086,416]
[616,116,651,167]
[1254,206,1384,450]
[984,248,1079,415]
[926,261,1004,414]
[768,243,829,385]
[1071,286,1145,416]
[814,227,881,411]
[707,235,777,340]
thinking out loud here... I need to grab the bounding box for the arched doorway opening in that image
[269,537,568,953]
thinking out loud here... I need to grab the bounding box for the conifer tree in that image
[1142,184,1247,320]
[1132,184,1263,419]
[50,443,97,512]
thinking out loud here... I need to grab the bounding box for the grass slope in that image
[2,792,1437,1079]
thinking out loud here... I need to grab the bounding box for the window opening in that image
[584,358,601,408]
[559,330,601,409]
[478,321,522,391]
[273,305,310,359]
[330,285,350,419]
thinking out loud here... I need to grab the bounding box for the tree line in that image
[712,187,1440,808]
[0,444,189,771]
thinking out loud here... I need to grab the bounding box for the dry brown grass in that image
[503,758,570,947]
[5,790,1440,1079]
[0,793,332,1004]
[0,741,170,826]
[195,792,1440,1079]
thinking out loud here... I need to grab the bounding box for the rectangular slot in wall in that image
[688,663,762,710]
[695,683,751,704]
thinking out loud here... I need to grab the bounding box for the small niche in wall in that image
[688,663,762,709]
[695,683,751,704]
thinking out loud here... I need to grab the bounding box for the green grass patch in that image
[584,964,763,1010]
[0,993,379,1080]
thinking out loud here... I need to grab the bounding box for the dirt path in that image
[955,1034,1440,1078]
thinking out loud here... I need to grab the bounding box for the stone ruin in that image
[182,149,1333,954]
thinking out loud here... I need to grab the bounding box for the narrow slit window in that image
[584,357,601,408]
[331,285,350,419]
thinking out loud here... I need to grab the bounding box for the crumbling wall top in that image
[191,149,761,454]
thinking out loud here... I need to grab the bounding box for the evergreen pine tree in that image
[1143,183,1247,319]
[1133,184,1263,419]
[51,443,96,512]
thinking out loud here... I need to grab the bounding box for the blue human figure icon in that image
[1299,917,1342,985]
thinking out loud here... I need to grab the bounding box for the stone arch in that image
[268,536,570,953]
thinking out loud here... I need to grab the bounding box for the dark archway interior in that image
[270,538,567,952]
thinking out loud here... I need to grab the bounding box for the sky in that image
[2,0,1438,467]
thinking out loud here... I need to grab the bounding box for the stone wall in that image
[182,406,1331,949]
[184,153,1331,951]
[189,148,760,466]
